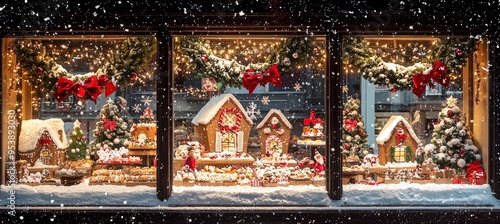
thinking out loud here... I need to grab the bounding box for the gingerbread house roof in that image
[191,93,253,126]
[18,118,69,152]
[256,109,293,129]
[375,115,421,145]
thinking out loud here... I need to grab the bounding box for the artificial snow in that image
[191,93,253,126]
[1,181,498,207]
[18,118,69,152]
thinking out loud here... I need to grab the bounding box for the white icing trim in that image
[191,93,253,126]
[256,109,293,129]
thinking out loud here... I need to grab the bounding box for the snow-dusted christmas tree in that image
[426,96,481,172]
[66,120,88,161]
[342,97,370,161]
[89,99,131,160]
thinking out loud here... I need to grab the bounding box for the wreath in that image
[264,117,285,135]
[13,36,157,103]
[178,36,322,93]
[342,36,478,97]
[218,108,243,132]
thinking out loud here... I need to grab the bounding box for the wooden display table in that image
[94,161,143,170]
[27,166,60,179]
[342,170,366,184]
[128,147,156,156]
[261,159,297,167]
[128,147,156,167]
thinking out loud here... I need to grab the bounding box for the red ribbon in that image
[242,64,282,94]
[97,75,117,97]
[344,119,358,131]
[55,76,102,103]
[396,128,407,145]
[104,119,117,131]
[412,60,450,98]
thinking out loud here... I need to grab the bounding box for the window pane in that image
[3,36,157,205]
[342,36,487,187]
[173,35,327,189]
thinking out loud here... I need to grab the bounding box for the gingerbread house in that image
[18,118,68,166]
[129,107,157,149]
[257,109,293,155]
[376,116,421,165]
[191,93,253,153]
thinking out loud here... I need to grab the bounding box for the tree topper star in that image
[446,96,458,107]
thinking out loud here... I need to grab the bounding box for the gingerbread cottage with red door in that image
[18,118,69,166]
[191,93,253,153]
[256,109,293,156]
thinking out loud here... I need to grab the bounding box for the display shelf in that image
[18,179,58,186]
[27,167,60,179]
[174,158,255,171]
[342,170,366,184]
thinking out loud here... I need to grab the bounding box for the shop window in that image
[173,35,327,188]
[2,36,158,199]
[342,36,488,186]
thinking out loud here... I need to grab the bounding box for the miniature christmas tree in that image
[89,99,131,160]
[66,120,88,161]
[427,96,481,172]
[341,97,370,161]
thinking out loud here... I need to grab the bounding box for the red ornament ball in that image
[455,48,464,57]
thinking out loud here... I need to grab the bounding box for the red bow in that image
[344,119,358,131]
[242,64,282,94]
[38,138,52,146]
[466,161,483,179]
[412,60,450,98]
[97,75,117,97]
[396,128,407,145]
[55,76,102,103]
[104,119,117,131]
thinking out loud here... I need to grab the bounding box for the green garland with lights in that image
[179,36,320,88]
[13,36,157,92]
[342,37,478,92]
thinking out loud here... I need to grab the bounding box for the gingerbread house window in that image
[221,132,237,151]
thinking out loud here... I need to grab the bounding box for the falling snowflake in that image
[293,82,302,91]
[246,102,261,120]
[141,96,153,106]
[261,96,270,105]
[131,104,142,113]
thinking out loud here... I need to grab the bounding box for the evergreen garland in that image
[178,36,320,88]
[13,36,156,92]
[343,37,478,92]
